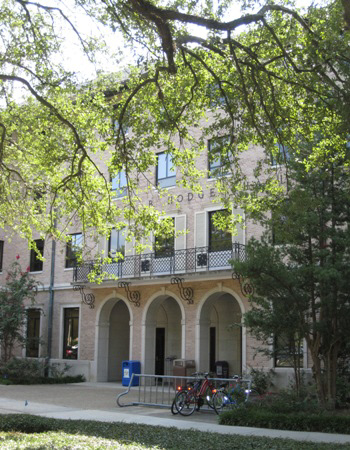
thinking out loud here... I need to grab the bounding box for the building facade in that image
[0,127,308,386]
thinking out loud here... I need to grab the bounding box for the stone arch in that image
[142,291,184,375]
[95,293,132,382]
[196,287,244,376]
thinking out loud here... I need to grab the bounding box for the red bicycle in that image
[172,372,215,416]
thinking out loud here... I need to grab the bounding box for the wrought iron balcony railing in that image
[73,243,246,283]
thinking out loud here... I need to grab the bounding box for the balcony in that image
[73,243,246,283]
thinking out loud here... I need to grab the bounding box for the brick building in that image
[0,120,307,386]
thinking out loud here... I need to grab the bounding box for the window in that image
[108,228,125,257]
[208,210,232,252]
[63,307,79,360]
[30,239,44,272]
[113,120,129,136]
[275,333,303,368]
[208,136,232,178]
[271,202,290,245]
[271,143,290,166]
[208,83,226,108]
[156,152,176,188]
[33,190,45,214]
[155,218,175,258]
[26,309,40,357]
[65,233,83,268]
[0,240,3,272]
[111,170,127,197]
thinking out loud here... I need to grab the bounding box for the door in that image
[155,327,165,375]
[210,326,216,373]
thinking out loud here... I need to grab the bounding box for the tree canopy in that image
[0,0,349,251]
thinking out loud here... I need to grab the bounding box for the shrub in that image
[0,358,45,380]
[0,358,85,384]
[249,368,274,395]
[254,388,320,414]
[218,406,350,434]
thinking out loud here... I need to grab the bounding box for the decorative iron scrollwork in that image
[171,277,194,304]
[118,281,140,307]
[232,271,254,297]
[73,284,95,309]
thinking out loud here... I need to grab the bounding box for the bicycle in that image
[172,372,215,416]
[212,375,259,415]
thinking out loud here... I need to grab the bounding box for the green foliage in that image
[0,260,40,362]
[0,414,347,449]
[235,140,350,406]
[0,357,44,379]
[0,357,85,384]
[0,0,349,254]
[249,368,275,395]
[336,342,350,408]
[219,405,350,434]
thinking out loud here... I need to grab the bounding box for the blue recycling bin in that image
[122,360,141,386]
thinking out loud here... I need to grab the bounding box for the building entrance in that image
[155,327,165,375]
[96,298,131,382]
[199,292,242,376]
[144,295,183,375]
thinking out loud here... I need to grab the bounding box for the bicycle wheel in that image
[171,398,179,415]
[204,386,215,409]
[213,391,237,415]
[246,388,261,404]
[174,390,196,416]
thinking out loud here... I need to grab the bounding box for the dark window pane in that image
[65,233,83,268]
[63,308,79,360]
[209,210,232,252]
[26,309,40,357]
[275,334,303,368]
[155,218,175,258]
[271,143,290,166]
[30,239,44,272]
[208,136,232,178]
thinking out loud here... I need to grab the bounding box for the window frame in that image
[208,210,232,252]
[156,152,176,188]
[65,233,83,269]
[111,170,127,198]
[208,136,232,178]
[271,143,290,166]
[274,333,304,368]
[154,218,175,258]
[108,228,125,258]
[26,308,41,358]
[63,307,79,360]
[30,239,44,272]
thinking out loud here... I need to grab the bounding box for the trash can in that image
[165,355,177,376]
[122,360,141,386]
[173,359,196,387]
[215,360,229,378]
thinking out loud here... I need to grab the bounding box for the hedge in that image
[219,407,350,434]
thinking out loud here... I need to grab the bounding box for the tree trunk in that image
[307,336,327,406]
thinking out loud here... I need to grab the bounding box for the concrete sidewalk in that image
[0,382,350,445]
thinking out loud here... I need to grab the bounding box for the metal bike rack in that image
[116,373,252,409]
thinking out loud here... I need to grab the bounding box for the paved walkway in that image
[0,382,350,445]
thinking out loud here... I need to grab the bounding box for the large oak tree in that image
[0,0,348,245]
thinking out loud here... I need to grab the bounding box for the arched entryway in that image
[198,291,243,376]
[143,294,183,375]
[96,297,131,382]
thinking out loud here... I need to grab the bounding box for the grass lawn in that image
[0,415,349,449]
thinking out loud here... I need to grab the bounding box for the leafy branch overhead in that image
[0,0,349,248]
